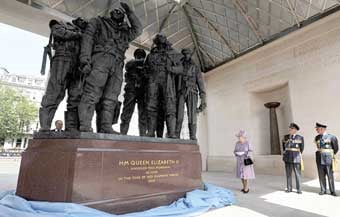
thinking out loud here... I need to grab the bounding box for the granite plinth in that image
[16,132,202,214]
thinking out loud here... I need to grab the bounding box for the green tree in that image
[0,83,38,140]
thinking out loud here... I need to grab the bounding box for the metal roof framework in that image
[17,0,340,72]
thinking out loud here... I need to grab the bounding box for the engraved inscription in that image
[116,159,180,183]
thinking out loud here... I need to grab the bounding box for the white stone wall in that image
[200,10,340,171]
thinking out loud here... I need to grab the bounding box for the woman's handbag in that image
[244,157,253,166]
[244,142,253,166]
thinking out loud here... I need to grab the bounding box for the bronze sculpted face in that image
[153,34,167,46]
[110,8,125,23]
[72,17,87,29]
[183,52,191,61]
[181,48,191,61]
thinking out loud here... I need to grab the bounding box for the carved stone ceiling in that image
[17,0,340,72]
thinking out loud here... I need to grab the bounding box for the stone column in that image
[264,102,281,155]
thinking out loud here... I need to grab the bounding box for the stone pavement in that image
[0,157,20,192]
[201,172,340,217]
[1,157,339,217]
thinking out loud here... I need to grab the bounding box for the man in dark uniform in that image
[282,123,304,194]
[144,34,183,138]
[175,48,206,140]
[78,2,142,133]
[39,18,86,132]
[315,122,338,196]
[120,48,147,136]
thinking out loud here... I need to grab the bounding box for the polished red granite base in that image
[16,133,202,214]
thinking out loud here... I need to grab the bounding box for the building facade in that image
[0,67,45,151]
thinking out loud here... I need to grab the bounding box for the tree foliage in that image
[0,83,38,139]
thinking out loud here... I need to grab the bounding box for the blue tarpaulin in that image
[0,184,235,217]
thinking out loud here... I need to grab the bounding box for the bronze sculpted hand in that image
[79,58,91,76]
[81,63,91,76]
[120,2,131,14]
[197,97,207,113]
[166,58,172,72]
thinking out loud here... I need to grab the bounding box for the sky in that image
[0,22,48,76]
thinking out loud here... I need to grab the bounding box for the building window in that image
[16,138,22,148]
[17,77,25,83]
[35,80,43,86]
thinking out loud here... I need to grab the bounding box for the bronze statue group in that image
[38,2,206,140]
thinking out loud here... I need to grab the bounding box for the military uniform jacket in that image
[51,22,81,57]
[282,134,304,163]
[124,59,147,92]
[145,46,182,79]
[80,12,142,63]
[178,59,206,99]
[315,134,339,166]
[145,46,182,98]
